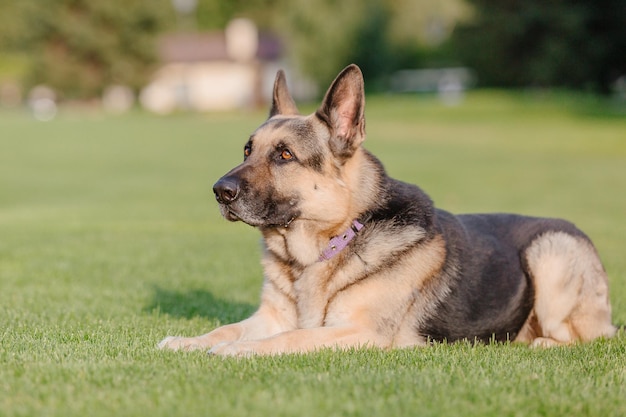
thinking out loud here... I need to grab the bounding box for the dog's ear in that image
[317,64,365,159]
[269,70,299,117]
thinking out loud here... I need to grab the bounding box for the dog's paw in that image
[530,337,563,348]
[157,336,206,352]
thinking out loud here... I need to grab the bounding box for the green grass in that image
[1,92,625,416]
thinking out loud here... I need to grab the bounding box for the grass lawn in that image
[1,91,625,416]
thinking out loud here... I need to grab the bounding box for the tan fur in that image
[514,231,616,346]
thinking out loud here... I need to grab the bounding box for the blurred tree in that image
[453,0,626,93]
[0,1,22,46]
[195,0,282,30]
[1,0,173,99]
[279,0,469,90]
[0,0,29,81]
[278,0,378,89]
[0,0,473,98]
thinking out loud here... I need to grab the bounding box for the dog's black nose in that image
[213,176,240,204]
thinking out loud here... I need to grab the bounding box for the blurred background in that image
[0,0,625,117]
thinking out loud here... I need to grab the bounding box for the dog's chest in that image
[264,228,367,329]
[292,263,334,328]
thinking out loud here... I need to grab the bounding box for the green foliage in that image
[279,0,469,89]
[0,0,23,47]
[7,0,174,99]
[195,0,282,30]
[1,92,625,416]
[278,0,374,88]
[192,0,470,89]
[0,53,29,82]
[0,0,469,97]
[454,0,626,92]
[2,0,622,98]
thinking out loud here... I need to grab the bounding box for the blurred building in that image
[140,19,315,114]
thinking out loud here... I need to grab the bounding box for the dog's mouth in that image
[214,172,301,229]
[219,205,246,223]
[224,208,241,222]
[219,203,299,229]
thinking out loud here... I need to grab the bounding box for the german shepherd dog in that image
[159,65,615,356]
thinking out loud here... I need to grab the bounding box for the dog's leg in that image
[158,290,296,351]
[521,232,616,347]
[208,326,387,357]
[157,315,273,351]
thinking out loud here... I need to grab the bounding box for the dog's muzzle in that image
[213,173,300,228]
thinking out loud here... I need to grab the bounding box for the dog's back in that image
[420,211,615,345]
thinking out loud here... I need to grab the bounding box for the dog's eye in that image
[244,145,252,159]
[280,149,294,160]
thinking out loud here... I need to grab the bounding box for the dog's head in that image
[213,65,368,232]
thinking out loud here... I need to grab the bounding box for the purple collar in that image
[318,220,364,261]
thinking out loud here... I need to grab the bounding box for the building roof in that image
[157,31,282,63]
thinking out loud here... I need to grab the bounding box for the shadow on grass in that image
[145,286,256,324]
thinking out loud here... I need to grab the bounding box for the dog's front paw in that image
[530,337,564,348]
[158,336,207,352]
